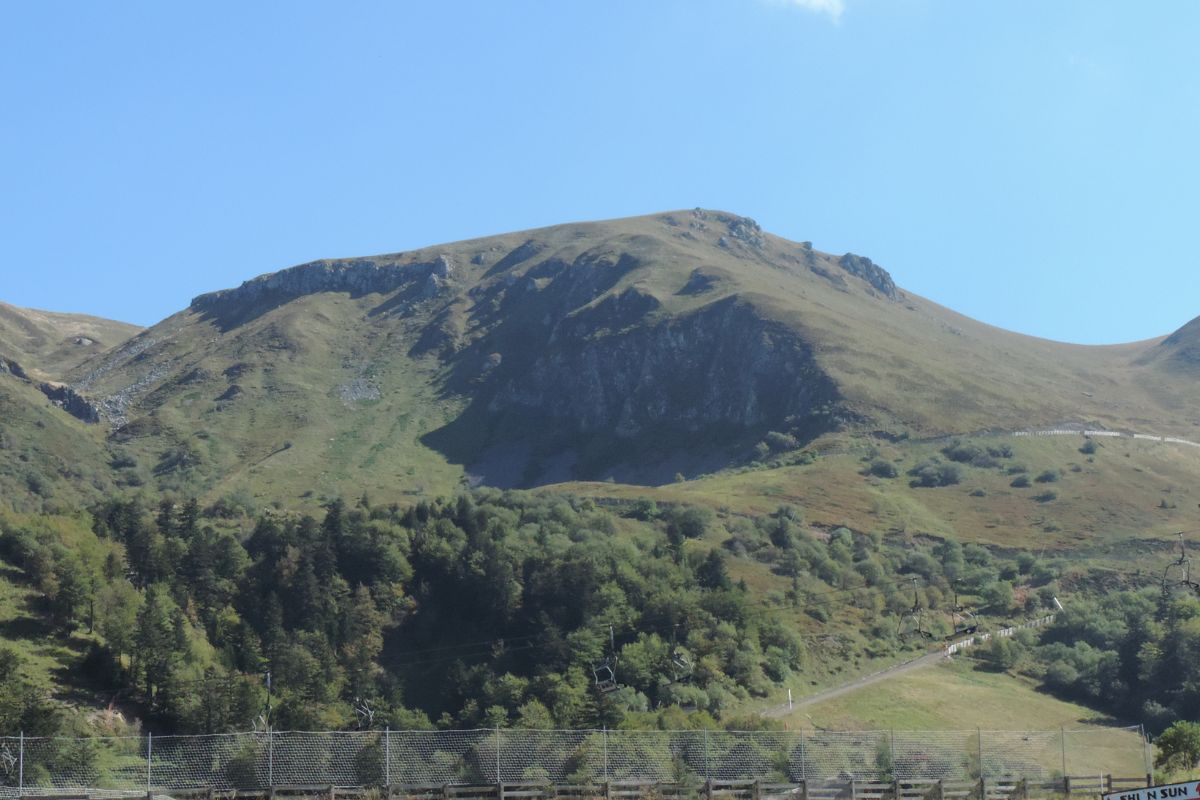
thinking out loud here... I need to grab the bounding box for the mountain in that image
[0,301,142,380]
[18,208,1197,509]
[2,210,1197,739]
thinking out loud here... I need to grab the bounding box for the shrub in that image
[867,459,898,479]
[1156,721,1200,771]
[1033,491,1058,503]
[908,460,961,488]
[1010,475,1031,488]
[1035,469,1060,483]
[764,431,799,453]
[1079,439,1098,455]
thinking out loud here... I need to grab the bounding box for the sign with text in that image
[1104,782,1200,800]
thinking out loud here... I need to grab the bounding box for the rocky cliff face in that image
[37,383,101,423]
[190,255,455,328]
[487,296,835,438]
[424,236,843,484]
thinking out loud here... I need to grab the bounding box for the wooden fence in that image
[15,775,1154,800]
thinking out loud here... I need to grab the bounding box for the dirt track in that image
[761,650,947,718]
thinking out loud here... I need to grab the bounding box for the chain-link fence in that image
[0,726,1148,795]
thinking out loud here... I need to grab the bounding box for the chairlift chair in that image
[670,649,695,683]
[593,659,618,693]
[1162,532,1200,597]
[593,624,619,693]
[946,580,978,640]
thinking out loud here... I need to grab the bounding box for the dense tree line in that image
[0,492,1069,735]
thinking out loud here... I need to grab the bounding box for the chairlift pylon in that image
[897,577,934,640]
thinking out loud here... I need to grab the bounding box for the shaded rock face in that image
[838,253,897,299]
[491,297,834,436]
[37,383,101,423]
[0,357,29,380]
[190,256,453,329]
[428,284,840,484]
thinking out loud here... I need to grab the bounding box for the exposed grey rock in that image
[38,383,101,423]
[838,253,897,299]
[339,377,381,404]
[0,357,29,380]
[719,214,765,249]
[189,257,450,312]
[486,296,837,439]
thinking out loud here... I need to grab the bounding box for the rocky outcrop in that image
[838,253,897,299]
[0,357,29,380]
[189,256,456,328]
[486,295,837,440]
[37,383,101,423]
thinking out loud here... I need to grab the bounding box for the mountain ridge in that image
[4,208,1200,509]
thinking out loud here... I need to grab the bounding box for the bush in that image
[908,460,961,488]
[1010,475,1031,488]
[764,431,799,453]
[1079,439,1098,455]
[1033,491,1058,503]
[1035,469,1060,483]
[867,460,898,479]
[941,441,983,464]
[1156,721,1200,772]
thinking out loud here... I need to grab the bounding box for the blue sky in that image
[2,1,1197,344]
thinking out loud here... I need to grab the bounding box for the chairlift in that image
[670,649,695,682]
[946,581,978,640]
[667,623,694,683]
[593,659,618,693]
[1162,532,1200,598]
[593,624,620,694]
[897,578,934,640]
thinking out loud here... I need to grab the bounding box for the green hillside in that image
[1,210,1198,746]
[33,209,1200,511]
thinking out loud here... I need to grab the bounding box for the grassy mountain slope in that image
[0,301,141,380]
[0,375,121,513]
[36,209,1200,511]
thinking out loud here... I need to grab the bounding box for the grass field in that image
[774,658,1149,778]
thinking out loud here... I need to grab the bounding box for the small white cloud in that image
[776,0,845,21]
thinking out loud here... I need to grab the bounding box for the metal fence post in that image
[800,728,807,785]
[495,727,502,785]
[889,729,896,780]
[384,727,391,788]
[977,728,984,797]
[147,730,153,795]
[268,727,274,788]
[1060,727,1067,783]
[1141,724,1152,781]
[703,728,710,782]
[602,727,609,784]
[18,731,24,797]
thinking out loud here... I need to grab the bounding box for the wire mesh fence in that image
[0,726,1148,795]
